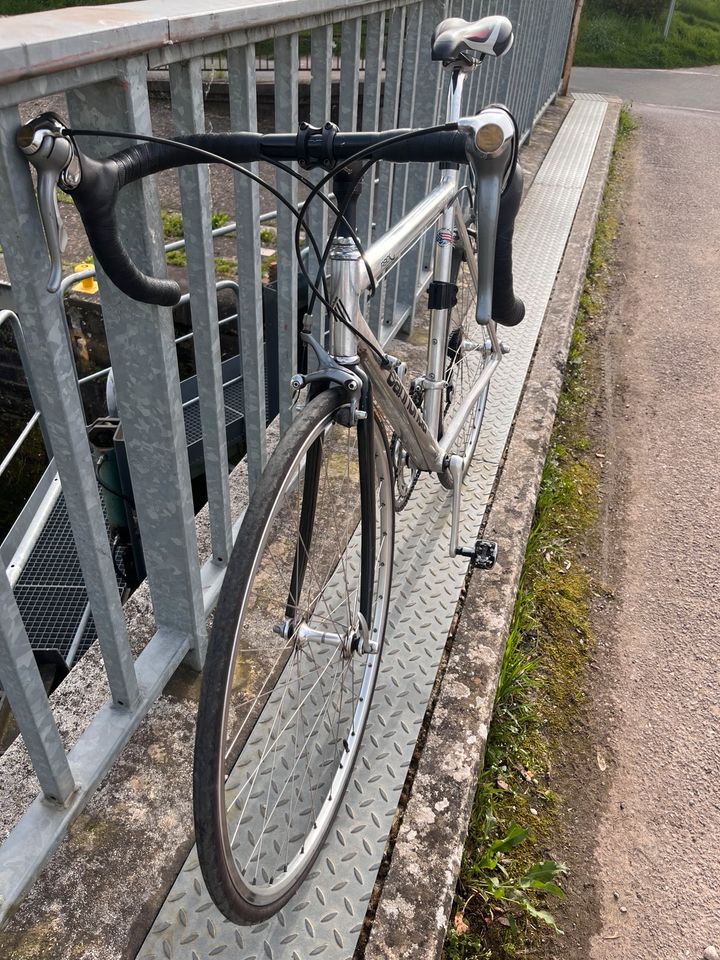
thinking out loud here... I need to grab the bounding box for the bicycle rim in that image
[194,390,394,923]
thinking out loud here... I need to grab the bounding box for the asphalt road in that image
[571,64,720,112]
[551,68,720,959]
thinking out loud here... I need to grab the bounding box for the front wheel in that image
[193,389,394,924]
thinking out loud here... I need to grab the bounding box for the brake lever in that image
[16,113,81,294]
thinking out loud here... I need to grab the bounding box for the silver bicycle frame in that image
[326,69,515,554]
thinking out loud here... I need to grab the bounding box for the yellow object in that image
[71,262,99,295]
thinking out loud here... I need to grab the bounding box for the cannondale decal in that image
[386,369,428,433]
[436,229,455,247]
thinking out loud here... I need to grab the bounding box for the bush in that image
[589,0,667,19]
[575,2,720,68]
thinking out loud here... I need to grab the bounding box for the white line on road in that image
[633,101,720,117]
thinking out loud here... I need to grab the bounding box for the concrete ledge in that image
[363,98,622,960]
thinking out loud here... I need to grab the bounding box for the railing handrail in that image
[0,0,390,86]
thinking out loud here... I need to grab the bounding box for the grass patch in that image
[213,256,236,278]
[161,210,232,239]
[443,108,637,960]
[260,227,277,247]
[165,247,241,280]
[576,0,720,68]
[165,249,187,269]
[161,211,184,239]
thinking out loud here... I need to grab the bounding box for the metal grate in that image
[183,376,246,447]
[223,379,245,424]
[15,497,85,589]
[12,492,125,664]
[13,584,89,658]
[14,371,248,665]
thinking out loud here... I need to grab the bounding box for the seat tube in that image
[423,69,466,438]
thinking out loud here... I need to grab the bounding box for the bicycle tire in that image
[442,217,490,473]
[194,388,394,924]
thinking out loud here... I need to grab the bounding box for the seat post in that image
[446,68,467,124]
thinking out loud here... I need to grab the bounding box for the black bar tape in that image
[331,129,467,164]
[111,132,265,186]
[72,153,181,306]
[491,163,524,325]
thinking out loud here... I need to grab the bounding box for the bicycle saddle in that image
[431,15,514,65]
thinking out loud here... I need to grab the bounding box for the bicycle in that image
[18,13,525,926]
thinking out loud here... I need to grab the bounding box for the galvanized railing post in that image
[383,1,423,336]
[66,59,208,670]
[0,106,139,710]
[308,25,333,348]
[227,44,268,492]
[339,19,362,132]
[395,0,447,329]
[356,12,386,249]
[465,0,486,115]
[368,6,407,336]
[0,565,75,804]
[169,57,233,567]
[530,0,554,124]
[274,33,300,435]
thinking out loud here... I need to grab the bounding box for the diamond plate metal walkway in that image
[138,97,608,960]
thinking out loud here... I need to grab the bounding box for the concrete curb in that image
[363,98,622,960]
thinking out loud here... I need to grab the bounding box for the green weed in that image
[161,211,184,239]
[213,256,236,278]
[165,249,186,268]
[166,249,239,279]
[211,211,231,230]
[161,209,233,239]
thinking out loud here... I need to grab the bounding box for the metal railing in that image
[0,0,575,923]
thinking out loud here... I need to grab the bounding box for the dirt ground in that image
[535,104,720,958]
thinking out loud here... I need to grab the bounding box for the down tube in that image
[356,338,443,474]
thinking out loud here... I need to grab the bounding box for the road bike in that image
[19,12,525,925]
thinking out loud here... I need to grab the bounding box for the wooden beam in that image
[560,0,586,97]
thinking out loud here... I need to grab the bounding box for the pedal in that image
[456,539,498,570]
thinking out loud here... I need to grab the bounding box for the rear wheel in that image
[194,389,394,924]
